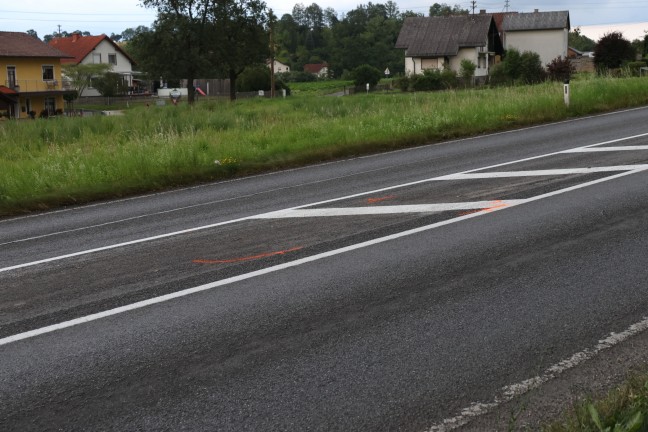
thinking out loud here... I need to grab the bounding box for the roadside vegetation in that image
[2,75,648,216]
[544,372,648,431]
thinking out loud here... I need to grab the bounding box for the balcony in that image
[3,79,72,93]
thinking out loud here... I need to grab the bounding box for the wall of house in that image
[504,28,568,68]
[80,39,134,96]
[448,48,491,77]
[1,57,64,118]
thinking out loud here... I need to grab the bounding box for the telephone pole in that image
[504,0,510,12]
[471,1,477,14]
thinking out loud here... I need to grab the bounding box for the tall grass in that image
[1,77,648,215]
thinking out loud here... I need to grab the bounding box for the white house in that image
[395,15,504,78]
[502,10,570,67]
[268,59,290,74]
[49,33,137,96]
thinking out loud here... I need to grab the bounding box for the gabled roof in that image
[0,31,72,58]
[502,11,570,31]
[48,34,136,65]
[395,15,494,57]
[304,63,328,73]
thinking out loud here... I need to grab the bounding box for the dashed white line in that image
[426,315,648,431]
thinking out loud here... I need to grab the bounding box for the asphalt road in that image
[1,106,648,431]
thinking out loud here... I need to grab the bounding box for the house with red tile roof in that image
[0,31,73,119]
[303,63,329,78]
[49,32,137,96]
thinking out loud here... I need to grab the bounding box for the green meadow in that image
[2,76,648,215]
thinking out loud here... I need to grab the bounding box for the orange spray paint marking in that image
[193,247,303,264]
[457,200,508,216]
[367,195,396,204]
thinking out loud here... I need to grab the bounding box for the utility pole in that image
[57,24,62,36]
[471,1,476,14]
[268,9,276,98]
[504,0,510,12]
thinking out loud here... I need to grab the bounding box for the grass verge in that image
[1,76,648,216]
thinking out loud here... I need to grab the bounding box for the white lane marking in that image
[1,168,646,347]
[4,134,648,274]
[562,145,648,152]
[426,315,648,431]
[254,201,526,218]
[437,166,648,180]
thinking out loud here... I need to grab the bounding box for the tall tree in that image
[140,0,214,103]
[209,0,269,100]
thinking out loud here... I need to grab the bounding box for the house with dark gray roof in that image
[502,10,570,67]
[395,14,503,79]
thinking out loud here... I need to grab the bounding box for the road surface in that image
[1,106,648,431]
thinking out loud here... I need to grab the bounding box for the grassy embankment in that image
[1,76,648,216]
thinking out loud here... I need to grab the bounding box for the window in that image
[42,65,54,80]
[108,54,117,65]
[7,66,16,88]
[421,58,439,70]
[93,53,102,64]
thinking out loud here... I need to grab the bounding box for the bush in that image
[595,31,635,71]
[237,65,271,91]
[459,59,477,85]
[93,72,129,97]
[396,75,411,92]
[625,61,647,76]
[351,64,383,89]
[277,71,317,83]
[411,69,444,91]
[547,56,575,82]
[519,51,547,84]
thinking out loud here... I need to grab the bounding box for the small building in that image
[268,59,290,74]
[49,33,137,96]
[395,14,503,78]
[0,31,73,119]
[502,10,570,67]
[303,63,329,78]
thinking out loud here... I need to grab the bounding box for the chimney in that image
[480,9,486,14]
[534,9,539,13]
[72,32,81,42]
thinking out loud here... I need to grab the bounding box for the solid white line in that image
[562,145,648,152]
[4,134,648,274]
[426,315,648,431]
[437,166,648,179]
[254,201,526,218]
[2,167,647,347]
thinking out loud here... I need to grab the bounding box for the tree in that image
[594,31,635,70]
[140,0,216,103]
[429,3,468,17]
[569,27,596,52]
[26,29,39,39]
[459,59,476,84]
[93,72,129,97]
[352,64,382,88]
[61,63,112,97]
[209,0,269,100]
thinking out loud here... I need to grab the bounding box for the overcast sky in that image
[1,0,647,41]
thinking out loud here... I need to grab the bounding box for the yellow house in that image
[0,31,73,119]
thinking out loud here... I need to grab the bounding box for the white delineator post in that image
[564,79,570,107]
